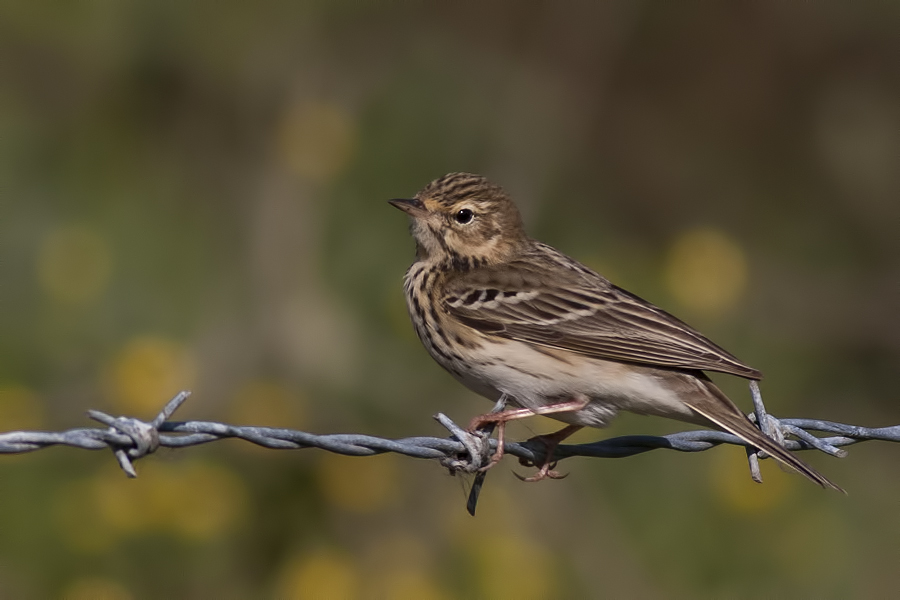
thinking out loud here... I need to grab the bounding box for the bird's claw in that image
[513,461,569,482]
[514,459,569,482]
[478,449,504,472]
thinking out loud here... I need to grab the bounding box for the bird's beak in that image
[389,198,428,218]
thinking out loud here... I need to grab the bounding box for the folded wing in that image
[443,255,761,380]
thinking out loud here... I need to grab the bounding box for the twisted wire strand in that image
[0,392,897,479]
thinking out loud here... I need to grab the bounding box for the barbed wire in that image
[2,390,898,514]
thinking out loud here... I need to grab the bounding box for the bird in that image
[390,172,841,490]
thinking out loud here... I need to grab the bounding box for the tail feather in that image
[685,384,845,493]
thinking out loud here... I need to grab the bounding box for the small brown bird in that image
[391,172,840,490]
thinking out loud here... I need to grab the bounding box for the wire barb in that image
[1,391,898,499]
[82,391,191,477]
[433,412,494,474]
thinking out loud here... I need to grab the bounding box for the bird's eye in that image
[455,208,474,224]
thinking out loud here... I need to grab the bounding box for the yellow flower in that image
[105,336,195,415]
[665,227,748,315]
[0,385,44,431]
[275,549,361,600]
[317,453,398,513]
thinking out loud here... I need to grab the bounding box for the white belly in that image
[455,338,698,428]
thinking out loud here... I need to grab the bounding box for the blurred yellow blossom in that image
[366,533,447,600]
[710,445,793,514]
[105,336,196,415]
[443,484,557,598]
[166,461,248,540]
[57,461,247,550]
[228,379,305,428]
[278,101,357,183]
[0,384,44,430]
[664,228,748,314]
[317,453,398,513]
[37,224,112,305]
[376,568,448,600]
[472,532,556,600]
[275,548,361,600]
[61,577,134,600]
[443,484,519,542]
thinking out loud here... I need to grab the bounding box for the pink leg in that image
[467,396,591,472]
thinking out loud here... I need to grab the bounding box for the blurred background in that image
[1,1,898,598]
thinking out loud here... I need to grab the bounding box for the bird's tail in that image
[685,381,845,493]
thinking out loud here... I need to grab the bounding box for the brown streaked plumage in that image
[391,172,842,491]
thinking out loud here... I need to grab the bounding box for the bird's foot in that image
[477,421,507,472]
[467,407,531,471]
[467,396,590,471]
[514,460,568,482]
[514,424,583,483]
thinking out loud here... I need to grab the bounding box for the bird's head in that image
[390,173,526,267]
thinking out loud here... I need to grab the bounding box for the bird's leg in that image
[516,424,584,482]
[468,406,532,471]
[467,397,591,429]
[467,396,591,471]
[480,418,508,472]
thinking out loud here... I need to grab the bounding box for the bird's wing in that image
[443,253,761,379]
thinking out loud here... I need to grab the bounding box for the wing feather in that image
[444,250,761,379]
